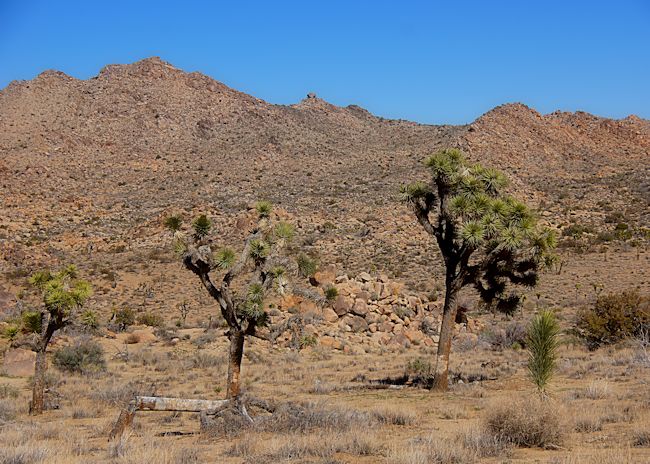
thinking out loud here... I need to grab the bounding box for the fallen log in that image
[109,396,229,440]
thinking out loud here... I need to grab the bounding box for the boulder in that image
[341,315,368,333]
[2,348,36,377]
[351,299,368,317]
[319,336,343,350]
[333,295,352,316]
[322,307,339,323]
[313,264,337,286]
[357,272,372,282]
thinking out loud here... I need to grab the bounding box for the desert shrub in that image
[137,312,164,327]
[0,398,17,422]
[324,285,338,301]
[406,357,433,379]
[255,200,272,218]
[163,214,183,232]
[21,311,42,334]
[3,324,19,341]
[0,384,19,399]
[259,401,374,434]
[485,399,565,448]
[52,339,106,374]
[297,253,318,277]
[633,430,650,447]
[562,223,593,238]
[479,320,527,350]
[576,289,650,349]
[80,309,99,331]
[299,334,318,349]
[112,307,135,331]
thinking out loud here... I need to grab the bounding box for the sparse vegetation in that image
[53,339,106,374]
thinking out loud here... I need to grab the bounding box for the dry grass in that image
[485,398,566,448]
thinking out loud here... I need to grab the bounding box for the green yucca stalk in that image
[527,310,560,394]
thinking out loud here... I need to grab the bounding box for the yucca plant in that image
[255,200,272,219]
[527,310,560,395]
[163,214,183,233]
[401,148,557,391]
[192,214,211,240]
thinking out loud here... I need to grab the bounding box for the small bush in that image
[485,399,565,448]
[3,324,20,341]
[633,430,650,447]
[480,321,527,350]
[255,200,272,219]
[163,214,183,232]
[21,311,42,334]
[0,398,17,422]
[324,285,338,301]
[299,334,318,349]
[112,307,135,331]
[52,339,106,374]
[576,290,650,350]
[137,312,164,327]
[297,253,318,277]
[78,309,98,331]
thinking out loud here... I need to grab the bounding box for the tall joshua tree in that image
[177,202,306,400]
[28,265,92,414]
[401,149,556,391]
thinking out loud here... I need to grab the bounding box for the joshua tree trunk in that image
[226,329,245,399]
[31,317,55,415]
[432,275,460,392]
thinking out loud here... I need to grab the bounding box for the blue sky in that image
[1,1,648,124]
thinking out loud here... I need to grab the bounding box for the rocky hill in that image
[0,57,648,330]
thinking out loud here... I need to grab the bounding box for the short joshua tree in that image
[177,202,317,400]
[28,265,92,414]
[401,149,556,391]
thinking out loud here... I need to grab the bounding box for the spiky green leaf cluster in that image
[527,310,560,393]
[240,283,268,326]
[255,200,272,219]
[249,239,270,261]
[213,247,236,269]
[274,221,295,242]
[192,215,212,240]
[297,253,318,277]
[164,214,183,232]
[399,181,429,202]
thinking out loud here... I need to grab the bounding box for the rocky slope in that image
[0,57,648,339]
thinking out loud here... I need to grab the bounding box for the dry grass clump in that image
[0,399,17,423]
[259,401,374,434]
[0,445,50,464]
[90,379,152,406]
[370,406,416,425]
[388,426,511,464]
[485,398,565,448]
[574,416,603,433]
[230,429,382,463]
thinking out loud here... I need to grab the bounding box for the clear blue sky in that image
[1,0,648,124]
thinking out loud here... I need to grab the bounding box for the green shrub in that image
[324,285,338,301]
[576,290,650,350]
[163,214,183,232]
[137,312,164,327]
[255,200,272,219]
[299,334,318,349]
[112,307,135,331]
[80,309,99,331]
[3,324,19,341]
[192,214,211,240]
[21,311,42,334]
[297,253,318,277]
[53,339,106,374]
